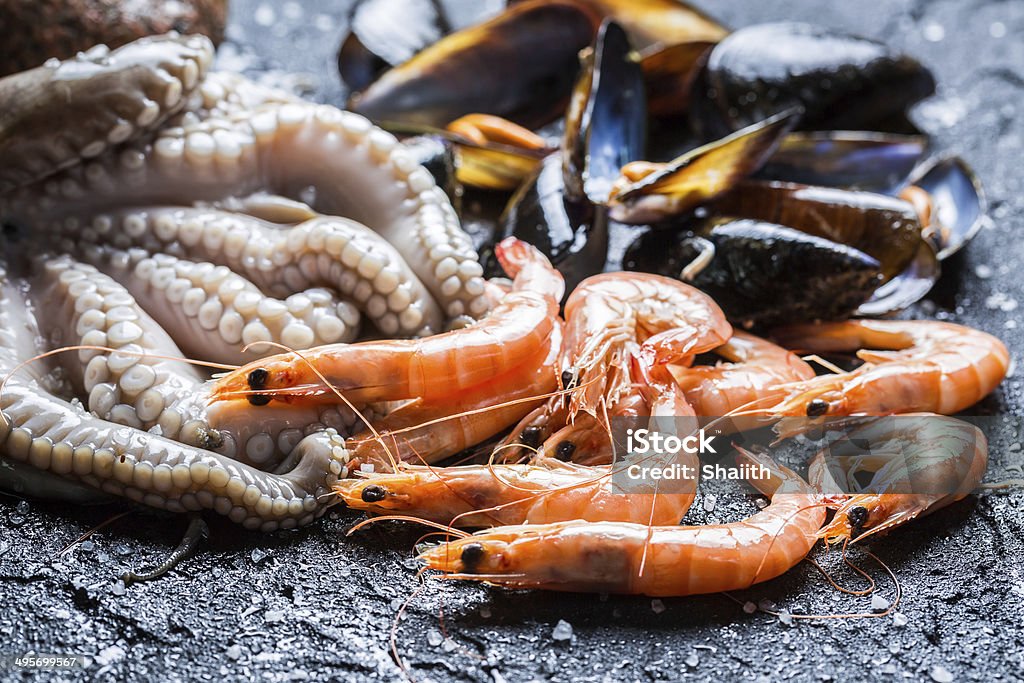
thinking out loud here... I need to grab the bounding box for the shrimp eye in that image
[848,506,869,529]
[561,370,577,390]
[555,440,576,461]
[247,368,269,390]
[806,398,829,417]
[361,484,387,503]
[460,542,486,571]
[520,426,543,449]
[247,394,271,406]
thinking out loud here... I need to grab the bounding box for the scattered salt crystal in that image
[651,599,666,614]
[685,653,699,668]
[758,599,776,612]
[743,601,757,614]
[931,665,955,682]
[888,641,901,654]
[254,3,276,27]
[552,619,573,642]
[442,638,458,652]
[990,22,1007,38]
[923,22,946,42]
[703,494,717,512]
[975,265,993,279]
[893,612,908,627]
[1006,320,1017,330]
[778,610,794,626]
[390,598,402,610]
[871,594,890,612]
[360,463,375,473]
[427,630,443,647]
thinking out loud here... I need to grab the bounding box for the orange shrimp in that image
[813,414,988,544]
[670,330,815,416]
[769,320,1009,421]
[335,458,693,528]
[344,319,562,469]
[561,272,731,418]
[418,449,827,596]
[207,237,563,407]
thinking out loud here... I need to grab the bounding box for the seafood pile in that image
[0,0,1011,601]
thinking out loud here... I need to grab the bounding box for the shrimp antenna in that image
[0,344,239,428]
[804,537,876,596]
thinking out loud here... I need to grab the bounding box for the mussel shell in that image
[856,238,940,316]
[641,41,714,118]
[712,180,923,281]
[693,23,936,137]
[496,153,609,295]
[902,155,986,260]
[758,132,929,192]
[609,109,799,224]
[348,0,600,129]
[563,20,646,204]
[511,0,728,50]
[624,217,883,327]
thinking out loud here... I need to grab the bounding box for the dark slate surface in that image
[2,1,1023,681]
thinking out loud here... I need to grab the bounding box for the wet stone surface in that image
[2,0,1024,681]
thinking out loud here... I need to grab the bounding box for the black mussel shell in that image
[712,180,923,282]
[348,0,600,129]
[902,155,987,260]
[692,22,936,137]
[563,20,646,204]
[624,217,883,327]
[856,238,940,316]
[641,41,715,118]
[509,0,728,50]
[758,132,929,193]
[495,153,608,296]
[338,0,504,93]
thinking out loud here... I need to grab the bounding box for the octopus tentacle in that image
[75,244,361,364]
[1,263,351,531]
[0,33,214,192]
[54,206,445,337]
[4,104,489,325]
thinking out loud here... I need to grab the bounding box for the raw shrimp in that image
[814,414,988,544]
[769,320,1009,420]
[344,319,562,469]
[207,237,563,407]
[418,449,827,596]
[561,272,731,418]
[335,457,694,528]
[670,330,815,416]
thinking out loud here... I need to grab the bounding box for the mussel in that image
[348,0,601,129]
[608,109,800,224]
[624,218,883,327]
[691,23,936,138]
[338,0,504,93]
[495,20,645,294]
[900,155,987,260]
[758,132,930,192]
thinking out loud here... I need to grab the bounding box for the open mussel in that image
[713,180,924,282]
[692,23,936,138]
[608,109,799,224]
[348,0,600,129]
[758,132,930,192]
[494,19,645,294]
[900,155,987,260]
[624,217,883,327]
